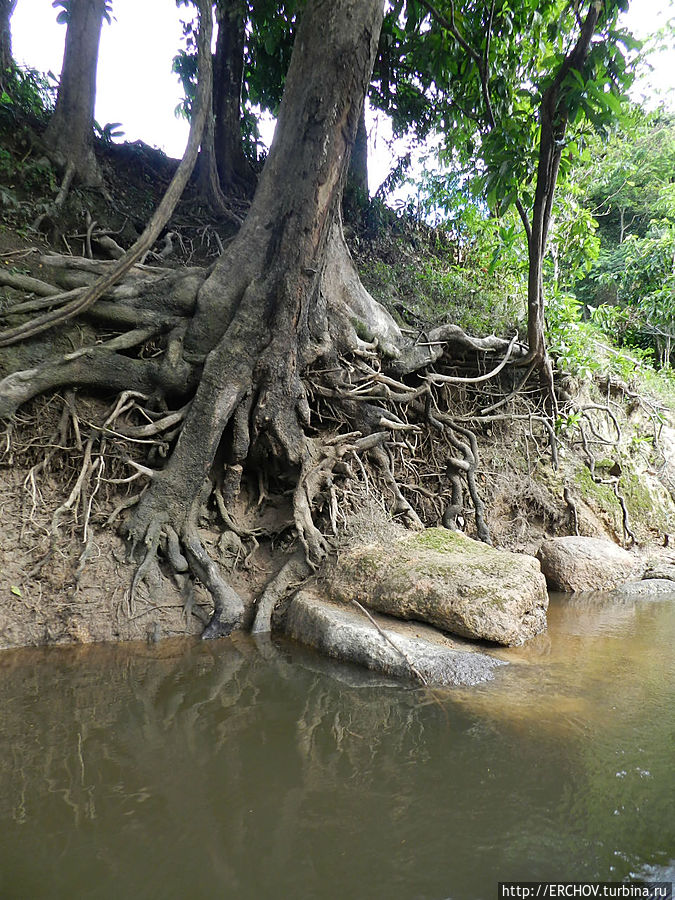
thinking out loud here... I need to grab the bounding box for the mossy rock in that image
[325,527,548,646]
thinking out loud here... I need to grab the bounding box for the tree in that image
[44,0,112,186]
[174,0,256,213]
[212,0,255,192]
[126,0,389,636]
[374,0,633,376]
[0,0,17,90]
[441,1,633,362]
[0,0,578,640]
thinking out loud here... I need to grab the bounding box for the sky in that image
[10,0,675,193]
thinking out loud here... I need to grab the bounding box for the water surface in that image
[0,592,673,899]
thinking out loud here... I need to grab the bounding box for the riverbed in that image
[0,591,673,899]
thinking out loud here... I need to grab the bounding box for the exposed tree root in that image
[577,410,637,547]
[0,229,558,638]
[563,485,580,536]
[251,554,311,634]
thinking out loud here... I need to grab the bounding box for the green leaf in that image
[10,585,21,597]
[569,69,585,89]
[603,91,623,116]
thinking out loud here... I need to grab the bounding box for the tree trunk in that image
[126,0,386,636]
[196,88,242,223]
[0,0,17,88]
[212,0,254,193]
[347,103,369,197]
[525,0,601,366]
[44,0,106,186]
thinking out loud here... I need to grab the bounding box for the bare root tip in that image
[201,611,240,640]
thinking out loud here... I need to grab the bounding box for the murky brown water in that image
[0,592,673,899]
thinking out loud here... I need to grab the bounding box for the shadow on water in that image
[0,591,673,900]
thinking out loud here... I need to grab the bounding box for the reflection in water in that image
[0,593,673,900]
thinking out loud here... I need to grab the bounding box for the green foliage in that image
[357,219,524,338]
[572,109,675,366]
[546,291,600,379]
[94,120,125,144]
[0,66,56,123]
[52,0,114,26]
[380,1,637,223]
[582,108,675,243]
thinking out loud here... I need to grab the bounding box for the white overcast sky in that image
[11,0,675,190]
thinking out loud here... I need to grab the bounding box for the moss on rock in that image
[325,526,548,646]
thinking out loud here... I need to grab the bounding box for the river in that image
[0,592,673,899]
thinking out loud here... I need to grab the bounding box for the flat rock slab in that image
[537,536,644,592]
[643,562,675,582]
[285,591,506,687]
[325,528,548,646]
[611,579,675,599]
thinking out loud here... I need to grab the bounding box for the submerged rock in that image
[611,578,675,599]
[643,561,675,582]
[285,590,506,687]
[537,536,644,592]
[325,527,548,646]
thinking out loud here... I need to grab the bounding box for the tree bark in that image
[212,0,254,193]
[347,103,369,197]
[0,0,17,88]
[44,0,106,186]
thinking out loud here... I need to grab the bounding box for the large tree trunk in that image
[126,0,386,636]
[0,0,17,89]
[212,0,254,193]
[44,0,106,186]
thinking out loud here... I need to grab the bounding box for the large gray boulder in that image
[537,536,644,592]
[324,527,548,646]
[285,590,506,687]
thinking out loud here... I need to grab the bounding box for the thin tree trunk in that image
[213,0,254,192]
[0,0,17,88]
[525,1,601,364]
[197,89,242,223]
[45,0,106,186]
